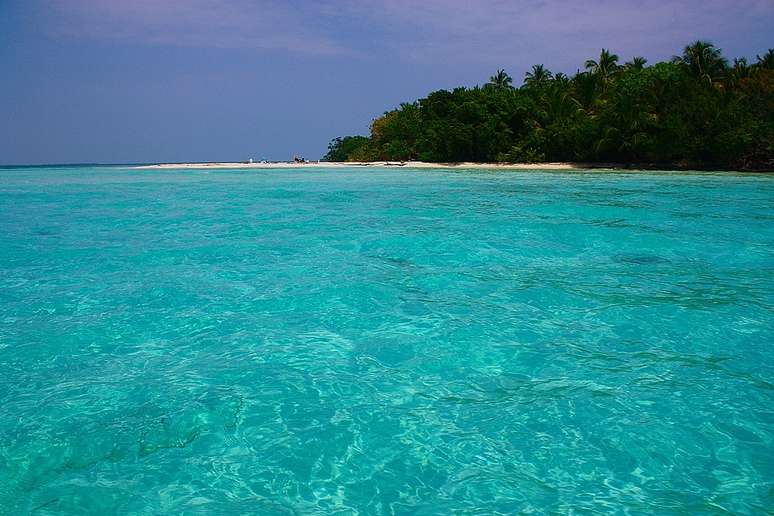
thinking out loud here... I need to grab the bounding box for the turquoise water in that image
[1,165,773,514]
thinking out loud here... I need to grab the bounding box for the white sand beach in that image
[135,161,584,170]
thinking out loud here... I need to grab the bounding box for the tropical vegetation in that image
[324,42,774,170]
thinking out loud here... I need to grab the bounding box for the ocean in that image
[1,165,772,513]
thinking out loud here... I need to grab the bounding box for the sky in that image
[1,0,772,164]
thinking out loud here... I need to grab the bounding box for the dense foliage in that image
[323,136,371,162]
[324,42,774,169]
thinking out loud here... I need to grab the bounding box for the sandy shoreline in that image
[133,161,772,172]
[135,161,593,170]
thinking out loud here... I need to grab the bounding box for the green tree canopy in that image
[488,69,513,89]
[672,40,728,85]
[524,64,553,87]
[325,42,773,170]
[323,136,371,161]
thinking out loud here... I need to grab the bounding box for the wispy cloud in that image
[40,0,351,55]
[34,0,774,64]
[342,0,774,66]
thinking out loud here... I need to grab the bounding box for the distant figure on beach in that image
[293,154,306,163]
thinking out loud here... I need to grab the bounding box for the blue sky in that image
[1,0,772,164]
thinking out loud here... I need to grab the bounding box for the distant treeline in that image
[324,42,774,169]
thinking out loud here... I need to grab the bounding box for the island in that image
[322,42,773,171]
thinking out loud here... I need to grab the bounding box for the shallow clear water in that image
[1,165,773,514]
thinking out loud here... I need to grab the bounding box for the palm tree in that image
[756,49,774,69]
[625,57,648,70]
[733,57,750,76]
[543,83,582,120]
[672,40,728,85]
[725,57,754,88]
[572,71,598,108]
[489,69,513,89]
[524,64,553,87]
[585,49,620,80]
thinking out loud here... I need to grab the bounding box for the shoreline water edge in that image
[134,161,774,172]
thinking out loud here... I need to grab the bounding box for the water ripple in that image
[1,166,773,513]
